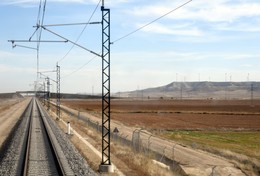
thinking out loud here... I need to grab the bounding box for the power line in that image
[62,54,99,79]
[12,44,37,50]
[111,0,193,44]
[41,22,101,27]
[38,0,47,45]
[36,0,47,88]
[58,0,102,63]
[42,26,101,57]
[61,0,193,79]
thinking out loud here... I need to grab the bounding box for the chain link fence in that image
[63,109,184,172]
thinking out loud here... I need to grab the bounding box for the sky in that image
[0,0,260,93]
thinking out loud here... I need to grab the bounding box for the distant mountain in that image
[145,81,260,92]
[116,82,260,99]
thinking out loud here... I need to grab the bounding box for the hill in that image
[117,82,260,99]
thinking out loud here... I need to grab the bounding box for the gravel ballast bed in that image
[0,99,96,176]
[42,107,97,175]
[0,101,32,175]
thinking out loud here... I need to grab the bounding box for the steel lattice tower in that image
[46,77,50,110]
[251,83,254,106]
[101,5,111,166]
[43,82,46,106]
[56,64,61,119]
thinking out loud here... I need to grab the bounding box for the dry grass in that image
[160,130,260,176]
[47,104,180,176]
[57,99,260,175]
[0,98,21,113]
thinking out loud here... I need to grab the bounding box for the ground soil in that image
[47,103,176,176]
[0,98,31,148]
[62,99,260,130]
[45,98,259,176]
[57,99,260,175]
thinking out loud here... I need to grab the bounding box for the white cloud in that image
[186,1,260,22]
[0,0,130,7]
[215,21,260,32]
[129,1,260,23]
[0,64,35,73]
[0,50,16,58]
[0,0,96,8]
[138,22,204,36]
[241,64,253,68]
[120,0,260,38]
[113,50,260,64]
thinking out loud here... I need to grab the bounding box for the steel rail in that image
[36,99,74,175]
[22,100,33,176]
[22,98,73,175]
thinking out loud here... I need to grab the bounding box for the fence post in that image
[96,122,99,131]
[124,135,128,146]
[211,166,216,176]
[148,135,152,153]
[160,146,167,162]
[86,118,89,127]
[132,129,142,152]
[78,111,80,119]
[67,122,71,135]
[172,144,177,166]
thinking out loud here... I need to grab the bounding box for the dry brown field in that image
[62,99,260,130]
[61,99,260,175]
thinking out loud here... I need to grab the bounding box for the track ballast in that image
[0,98,95,175]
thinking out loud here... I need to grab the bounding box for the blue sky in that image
[0,0,260,93]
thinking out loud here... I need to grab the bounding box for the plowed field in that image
[62,99,260,130]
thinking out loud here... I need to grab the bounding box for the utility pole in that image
[251,83,254,107]
[56,64,61,119]
[46,77,50,111]
[9,1,113,172]
[225,73,227,100]
[43,82,46,105]
[180,83,183,100]
[99,0,113,173]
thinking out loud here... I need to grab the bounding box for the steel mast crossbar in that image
[36,22,101,27]
[8,40,68,43]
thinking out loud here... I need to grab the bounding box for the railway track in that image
[25,98,71,175]
[0,98,95,175]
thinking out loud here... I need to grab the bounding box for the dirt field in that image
[0,98,31,148]
[62,99,260,130]
[59,99,260,175]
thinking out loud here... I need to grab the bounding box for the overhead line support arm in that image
[8,40,68,43]
[35,21,101,27]
[41,26,101,58]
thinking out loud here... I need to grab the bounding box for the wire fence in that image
[50,102,230,175]
[62,108,184,171]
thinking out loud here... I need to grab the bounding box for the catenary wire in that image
[37,0,47,49]
[60,0,193,78]
[39,0,47,42]
[61,54,99,79]
[57,0,102,63]
[111,0,193,44]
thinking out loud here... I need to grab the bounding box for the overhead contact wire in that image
[61,0,193,79]
[112,0,193,44]
[38,0,47,48]
[58,0,102,63]
[62,55,98,79]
